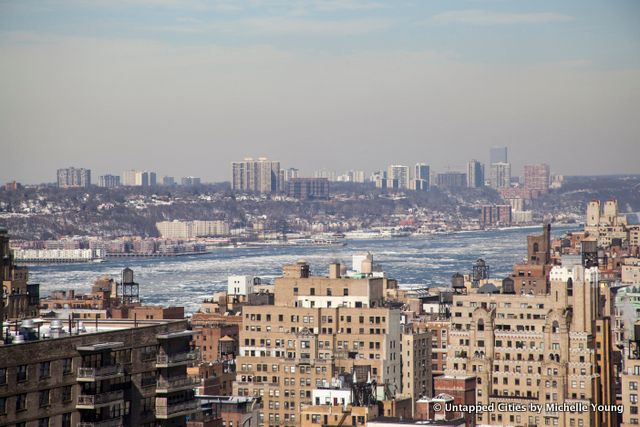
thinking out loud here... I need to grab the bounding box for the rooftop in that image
[2,318,187,346]
[77,341,124,352]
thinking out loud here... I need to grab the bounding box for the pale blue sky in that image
[1,0,639,183]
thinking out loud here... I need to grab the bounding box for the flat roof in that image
[156,330,193,339]
[197,395,257,404]
[77,341,124,352]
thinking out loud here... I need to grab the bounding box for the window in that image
[16,393,27,411]
[38,418,49,427]
[62,358,73,375]
[39,389,50,407]
[62,385,72,402]
[17,365,27,382]
[39,361,51,379]
[0,397,5,415]
[343,288,349,296]
[0,368,5,385]
[61,412,71,427]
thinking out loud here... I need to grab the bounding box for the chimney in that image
[329,263,341,279]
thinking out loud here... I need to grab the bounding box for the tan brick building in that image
[445,265,616,426]
[233,261,402,427]
[400,324,432,410]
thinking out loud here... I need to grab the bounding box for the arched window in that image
[552,321,559,334]
[477,319,484,332]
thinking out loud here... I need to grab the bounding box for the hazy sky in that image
[1,0,639,184]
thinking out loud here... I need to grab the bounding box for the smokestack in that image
[329,262,341,279]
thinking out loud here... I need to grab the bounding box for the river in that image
[28,225,578,313]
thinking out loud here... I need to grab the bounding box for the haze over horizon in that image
[1,0,639,184]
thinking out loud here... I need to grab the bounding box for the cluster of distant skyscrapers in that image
[56,146,552,200]
[56,168,201,189]
[229,146,552,196]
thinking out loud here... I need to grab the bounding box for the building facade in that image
[231,158,281,194]
[233,261,402,427]
[489,162,511,189]
[156,221,230,239]
[386,166,409,190]
[121,170,157,187]
[524,164,550,193]
[436,172,467,189]
[489,146,508,165]
[480,205,512,227]
[57,167,91,188]
[0,319,198,427]
[466,160,484,188]
[98,174,120,188]
[445,265,616,427]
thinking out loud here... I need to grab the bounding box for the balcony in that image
[77,418,124,427]
[156,376,201,393]
[76,390,125,409]
[156,351,197,368]
[77,365,123,382]
[155,399,200,419]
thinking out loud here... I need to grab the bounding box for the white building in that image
[156,220,229,239]
[511,210,533,224]
[227,275,256,296]
[489,162,511,189]
[121,170,157,187]
[387,165,409,190]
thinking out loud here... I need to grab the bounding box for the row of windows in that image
[0,359,73,385]
[245,313,386,324]
[0,386,72,415]
[292,287,349,296]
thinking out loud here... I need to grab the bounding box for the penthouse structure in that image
[509,223,552,295]
[233,260,402,427]
[586,199,636,247]
[445,264,616,427]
